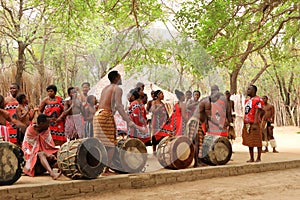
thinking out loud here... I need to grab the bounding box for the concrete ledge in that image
[1,159,300,200]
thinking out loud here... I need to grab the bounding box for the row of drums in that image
[0,134,232,185]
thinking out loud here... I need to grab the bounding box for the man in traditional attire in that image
[93,70,138,176]
[22,114,61,180]
[242,85,264,162]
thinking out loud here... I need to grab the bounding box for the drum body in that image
[200,134,232,166]
[57,138,107,179]
[157,136,194,170]
[111,138,147,173]
[0,141,24,185]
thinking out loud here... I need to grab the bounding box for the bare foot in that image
[255,159,261,162]
[246,159,254,163]
[101,171,118,176]
[273,150,279,153]
[50,171,62,180]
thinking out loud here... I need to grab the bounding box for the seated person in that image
[22,114,61,180]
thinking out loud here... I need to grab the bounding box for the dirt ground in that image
[67,126,300,200]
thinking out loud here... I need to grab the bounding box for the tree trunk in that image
[15,41,26,89]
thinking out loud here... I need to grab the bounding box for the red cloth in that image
[22,125,58,177]
[0,125,9,141]
[207,99,228,137]
[43,96,66,142]
[244,96,264,124]
[154,103,185,141]
[128,100,151,144]
[5,101,18,143]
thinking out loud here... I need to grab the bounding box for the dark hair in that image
[87,95,96,105]
[262,95,268,99]
[129,88,140,100]
[11,83,20,89]
[67,87,75,95]
[16,93,26,104]
[193,90,201,95]
[136,82,145,88]
[108,71,119,82]
[225,90,230,95]
[37,114,50,124]
[46,85,57,93]
[0,94,4,109]
[175,89,184,100]
[81,82,90,87]
[250,84,257,93]
[185,90,192,95]
[154,90,162,98]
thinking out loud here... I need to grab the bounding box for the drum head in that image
[119,138,147,173]
[77,138,107,179]
[200,135,232,166]
[0,142,24,185]
[170,136,194,169]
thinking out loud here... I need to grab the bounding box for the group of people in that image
[0,71,279,179]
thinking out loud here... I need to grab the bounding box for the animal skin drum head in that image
[0,142,24,185]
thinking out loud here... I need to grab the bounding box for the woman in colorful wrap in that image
[22,114,61,180]
[153,90,187,149]
[39,84,66,146]
[127,88,151,145]
[4,83,20,143]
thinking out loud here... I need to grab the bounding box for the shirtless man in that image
[186,90,201,120]
[93,70,139,176]
[261,96,278,153]
[190,85,229,167]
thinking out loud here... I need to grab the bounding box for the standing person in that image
[61,87,85,140]
[150,90,169,154]
[93,70,138,176]
[187,90,201,119]
[15,94,39,145]
[225,90,236,141]
[185,90,192,103]
[261,95,278,153]
[39,85,66,146]
[84,95,97,138]
[22,114,61,180]
[146,91,155,112]
[128,88,151,145]
[78,82,91,105]
[153,89,187,142]
[0,94,25,141]
[4,83,20,143]
[242,85,264,162]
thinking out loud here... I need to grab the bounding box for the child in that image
[84,95,97,138]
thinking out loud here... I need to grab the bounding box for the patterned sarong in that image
[5,102,18,143]
[43,96,66,143]
[22,125,58,177]
[93,110,116,147]
[0,125,9,141]
[65,114,85,139]
[242,123,262,147]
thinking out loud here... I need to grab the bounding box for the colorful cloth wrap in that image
[0,125,9,141]
[43,96,66,143]
[65,114,85,139]
[154,103,185,142]
[128,100,151,144]
[93,109,117,147]
[22,125,58,177]
[5,101,18,143]
[242,123,262,147]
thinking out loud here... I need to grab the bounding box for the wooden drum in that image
[0,141,24,185]
[157,136,194,170]
[111,138,147,173]
[57,138,107,179]
[200,134,232,166]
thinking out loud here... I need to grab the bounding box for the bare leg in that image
[247,147,254,162]
[37,152,61,180]
[256,147,262,162]
[102,147,117,176]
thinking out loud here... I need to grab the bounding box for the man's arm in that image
[270,105,275,123]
